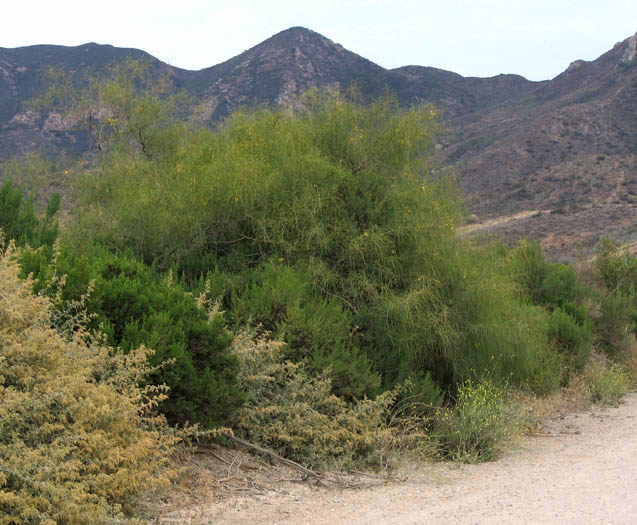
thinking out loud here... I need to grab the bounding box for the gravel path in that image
[166,393,637,524]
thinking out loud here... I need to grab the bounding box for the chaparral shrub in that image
[23,243,243,428]
[63,83,566,400]
[231,328,398,468]
[0,243,180,524]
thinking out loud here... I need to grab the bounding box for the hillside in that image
[445,33,637,257]
[1,26,635,258]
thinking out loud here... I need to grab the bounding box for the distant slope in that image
[442,33,636,258]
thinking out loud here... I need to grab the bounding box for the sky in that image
[2,1,635,81]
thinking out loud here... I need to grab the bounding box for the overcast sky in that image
[3,1,635,81]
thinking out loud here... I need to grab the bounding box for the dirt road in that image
[165,393,637,524]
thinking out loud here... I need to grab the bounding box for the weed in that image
[585,355,631,406]
[432,380,521,462]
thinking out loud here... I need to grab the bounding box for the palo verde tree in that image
[63,79,561,400]
[32,59,190,160]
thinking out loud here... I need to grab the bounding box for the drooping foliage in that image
[508,239,594,378]
[64,87,563,397]
[594,238,637,356]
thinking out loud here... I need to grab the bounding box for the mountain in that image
[175,27,390,121]
[1,26,635,258]
[444,33,637,257]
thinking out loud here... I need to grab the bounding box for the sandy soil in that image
[158,393,637,524]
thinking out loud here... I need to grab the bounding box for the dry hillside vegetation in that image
[0,243,181,524]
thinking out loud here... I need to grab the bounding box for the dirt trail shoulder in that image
[160,393,637,524]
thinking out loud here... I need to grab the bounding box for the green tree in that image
[33,59,190,159]
[65,84,561,396]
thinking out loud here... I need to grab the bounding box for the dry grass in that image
[513,349,635,436]
[510,379,596,435]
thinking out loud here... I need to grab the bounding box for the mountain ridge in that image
[1,26,635,258]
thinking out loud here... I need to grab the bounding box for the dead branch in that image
[220,432,323,480]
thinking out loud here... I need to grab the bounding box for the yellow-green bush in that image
[56,77,571,402]
[0,243,180,524]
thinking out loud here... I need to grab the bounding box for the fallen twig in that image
[221,432,324,481]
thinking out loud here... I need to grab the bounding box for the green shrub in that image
[73,97,564,397]
[57,77,572,402]
[510,239,583,308]
[66,89,476,395]
[395,371,445,417]
[596,237,637,295]
[230,263,354,359]
[548,307,592,373]
[0,181,59,249]
[540,263,580,307]
[560,299,590,326]
[509,239,549,304]
[26,244,243,428]
[448,246,562,392]
[229,262,381,399]
[0,180,61,295]
[594,238,636,352]
[309,344,382,401]
[0,245,180,524]
[585,360,631,405]
[432,380,520,462]
[596,292,635,358]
